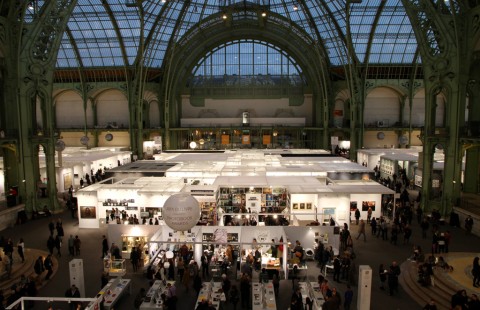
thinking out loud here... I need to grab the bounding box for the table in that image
[195,281,222,310]
[102,278,131,310]
[139,280,175,310]
[309,282,325,310]
[252,281,276,310]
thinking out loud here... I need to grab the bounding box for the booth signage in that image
[162,193,201,231]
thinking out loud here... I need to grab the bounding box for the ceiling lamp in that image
[222,13,228,19]
[261,11,267,17]
[28,2,34,9]
[293,5,298,11]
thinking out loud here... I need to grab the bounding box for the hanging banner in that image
[263,135,271,145]
[242,135,250,144]
[221,135,230,145]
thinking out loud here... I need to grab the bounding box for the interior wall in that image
[55,91,85,128]
[181,97,313,124]
[349,193,382,220]
[364,88,400,127]
[149,101,160,127]
[363,131,400,149]
[97,131,130,147]
[96,90,129,128]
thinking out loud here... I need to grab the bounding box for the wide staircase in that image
[399,253,480,310]
[0,248,58,299]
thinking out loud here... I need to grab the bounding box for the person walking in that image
[130,247,139,272]
[74,235,81,256]
[354,209,360,225]
[102,235,109,258]
[465,215,474,235]
[48,220,55,236]
[34,256,45,278]
[47,235,55,255]
[56,221,64,242]
[65,284,80,310]
[388,261,401,296]
[344,284,353,310]
[17,238,25,263]
[472,256,480,287]
[68,235,75,256]
[240,273,251,309]
[44,254,53,280]
[379,263,387,290]
[54,235,62,257]
[356,219,367,242]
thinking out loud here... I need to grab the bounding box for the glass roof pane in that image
[54,0,423,69]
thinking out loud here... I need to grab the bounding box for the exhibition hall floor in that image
[1,209,480,310]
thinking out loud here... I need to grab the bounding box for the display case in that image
[121,235,148,262]
[217,186,288,213]
[200,202,217,225]
[104,258,126,277]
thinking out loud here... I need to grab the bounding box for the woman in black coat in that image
[472,256,480,287]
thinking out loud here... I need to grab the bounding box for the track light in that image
[293,5,298,11]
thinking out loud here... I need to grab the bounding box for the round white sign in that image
[162,193,200,231]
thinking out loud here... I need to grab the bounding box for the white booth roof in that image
[288,183,395,194]
[213,175,322,188]
[381,152,419,162]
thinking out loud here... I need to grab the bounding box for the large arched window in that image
[191,39,305,86]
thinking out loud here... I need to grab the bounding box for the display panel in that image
[362,201,376,211]
[80,206,96,218]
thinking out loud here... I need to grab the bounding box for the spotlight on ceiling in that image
[222,13,228,19]
[293,5,298,11]
[261,11,267,17]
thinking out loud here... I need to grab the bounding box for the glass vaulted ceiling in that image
[26,0,420,69]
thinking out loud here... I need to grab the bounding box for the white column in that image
[357,265,372,310]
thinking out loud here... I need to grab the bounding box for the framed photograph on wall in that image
[299,203,305,210]
[292,203,299,210]
[350,201,357,211]
[80,206,96,219]
[306,203,312,210]
[362,201,376,211]
[64,173,72,190]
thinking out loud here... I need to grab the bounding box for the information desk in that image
[262,257,281,270]
[101,278,131,310]
[252,281,276,310]
[287,264,308,281]
[308,282,325,310]
[140,280,175,310]
[298,282,324,310]
[195,281,222,310]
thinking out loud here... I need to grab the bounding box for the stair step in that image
[400,260,451,309]
[0,248,58,300]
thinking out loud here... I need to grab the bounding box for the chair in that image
[304,248,314,261]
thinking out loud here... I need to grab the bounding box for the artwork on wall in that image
[362,201,376,211]
[80,206,96,219]
[299,203,305,210]
[306,203,312,210]
[292,203,299,210]
[64,173,72,190]
[350,201,358,211]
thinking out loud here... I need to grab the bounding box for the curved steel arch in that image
[161,12,331,131]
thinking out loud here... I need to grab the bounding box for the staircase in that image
[0,248,58,299]
[399,255,479,310]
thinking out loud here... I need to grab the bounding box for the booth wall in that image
[283,226,339,255]
[349,194,382,221]
[77,192,99,228]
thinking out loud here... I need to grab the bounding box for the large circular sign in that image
[55,140,66,152]
[162,193,200,231]
[80,136,89,145]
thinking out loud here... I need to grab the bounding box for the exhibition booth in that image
[38,147,132,194]
[104,224,339,280]
[76,173,393,229]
